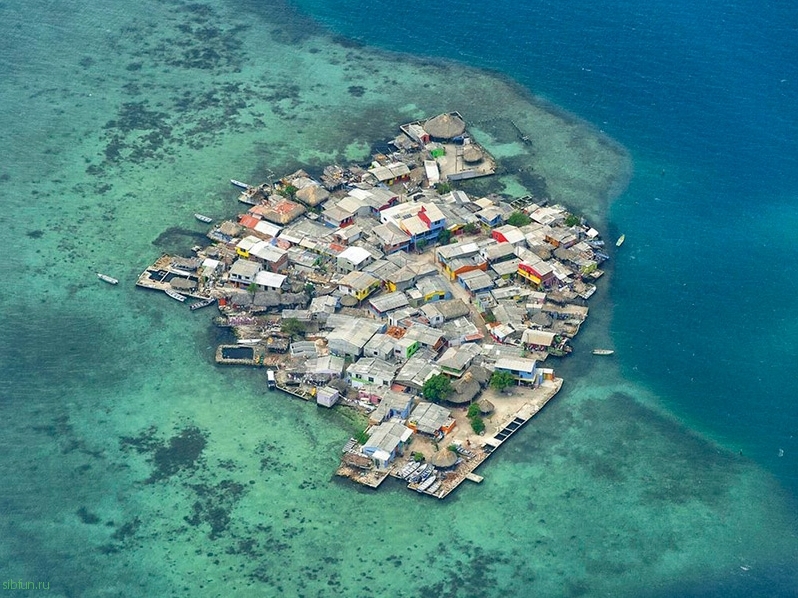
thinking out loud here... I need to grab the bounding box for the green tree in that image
[415,239,428,252]
[490,370,516,393]
[304,282,316,298]
[470,416,485,435]
[278,184,298,199]
[435,182,453,194]
[412,452,426,462]
[564,214,580,227]
[466,403,480,419]
[463,223,480,235]
[247,282,258,297]
[281,317,306,339]
[437,229,452,245]
[355,428,370,445]
[422,374,453,403]
[506,211,532,227]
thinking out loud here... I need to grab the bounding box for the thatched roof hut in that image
[450,374,481,404]
[295,184,330,207]
[170,277,197,291]
[340,295,359,307]
[430,449,458,469]
[477,399,495,415]
[463,145,483,164]
[424,113,466,140]
[253,291,281,308]
[466,365,491,388]
[218,220,242,237]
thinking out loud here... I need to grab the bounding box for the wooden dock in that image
[335,463,391,489]
[274,382,313,401]
[135,253,212,302]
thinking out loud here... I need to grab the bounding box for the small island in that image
[137,112,611,499]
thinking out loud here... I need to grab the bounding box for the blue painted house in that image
[493,357,539,385]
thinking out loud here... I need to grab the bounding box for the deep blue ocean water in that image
[2,0,797,595]
[291,0,798,488]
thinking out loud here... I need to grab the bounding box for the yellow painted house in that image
[338,271,381,301]
[235,235,262,258]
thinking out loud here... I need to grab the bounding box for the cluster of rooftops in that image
[139,113,611,491]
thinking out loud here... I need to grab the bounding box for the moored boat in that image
[426,480,441,495]
[164,288,187,302]
[592,349,615,356]
[97,273,119,285]
[417,475,437,493]
[194,213,213,223]
[616,234,625,247]
[230,179,250,189]
[190,296,217,311]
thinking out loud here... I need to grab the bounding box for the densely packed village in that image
[136,112,612,498]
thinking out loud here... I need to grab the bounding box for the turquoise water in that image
[2,0,797,596]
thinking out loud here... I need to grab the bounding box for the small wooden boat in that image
[616,234,625,247]
[189,296,217,311]
[592,349,615,356]
[97,273,119,285]
[164,289,187,302]
[194,213,213,224]
[230,179,250,189]
[417,475,437,493]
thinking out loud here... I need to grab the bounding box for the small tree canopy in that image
[281,317,306,339]
[564,214,580,227]
[422,374,453,403]
[466,403,481,419]
[279,184,298,199]
[437,228,452,245]
[463,223,480,235]
[506,211,532,227]
[470,416,485,434]
[490,371,516,392]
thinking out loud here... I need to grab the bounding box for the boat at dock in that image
[194,213,213,224]
[230,179,250,189]
[592,349,615,355]
[616,234,626,247]
[189,296,216,311]
[399,461,422,479]
[266,369,276,389]
[426,480,441,495]
[164,289,187,302]
[417,475,437,493]
[96,273,119,285]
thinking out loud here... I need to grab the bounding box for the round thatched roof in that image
[477,399,495,415]
[424,113,466,140]
[446,388,473,404]
[430,449,458,469]
[463,145,483,163]
[340,295,359,307]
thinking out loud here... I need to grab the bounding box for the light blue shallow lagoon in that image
[1,0,796,596]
